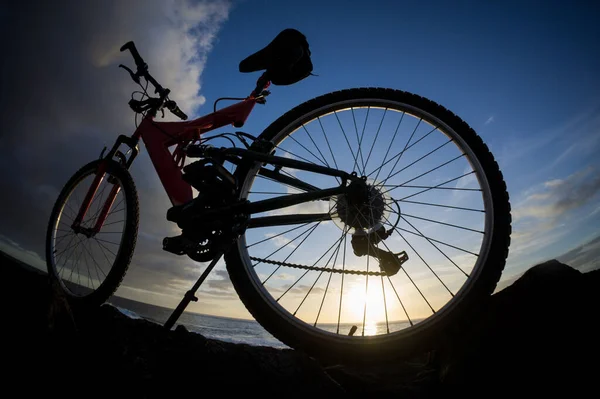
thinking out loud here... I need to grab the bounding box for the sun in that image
[343,280,390,327]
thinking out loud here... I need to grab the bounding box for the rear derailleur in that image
[162,158,247,262]
[351,226,408,276]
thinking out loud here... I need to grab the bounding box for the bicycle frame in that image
[71,95,358,234]
[71,97,257,233]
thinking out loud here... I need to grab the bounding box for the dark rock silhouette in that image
[2,251,598,397]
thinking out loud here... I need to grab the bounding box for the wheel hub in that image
[330,178,390,233]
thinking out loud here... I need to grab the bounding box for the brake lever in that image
[119,64,140,84]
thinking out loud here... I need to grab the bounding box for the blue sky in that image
[1,0,598,318]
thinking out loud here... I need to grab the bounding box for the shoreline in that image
[2,249,598,396]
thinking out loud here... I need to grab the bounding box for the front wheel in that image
[46,159,139,308]
[226,88,511,364]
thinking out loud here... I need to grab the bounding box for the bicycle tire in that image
[45,159,139,309]
[226,87,511,364]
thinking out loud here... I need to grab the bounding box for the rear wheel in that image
[226,88,511,364]
[45,159,139,308]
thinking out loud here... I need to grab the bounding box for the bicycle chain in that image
[250,257,387,276]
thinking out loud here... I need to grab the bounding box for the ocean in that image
[108,296,289,348]
[107,296,413,348]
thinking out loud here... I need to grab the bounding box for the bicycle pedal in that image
[163,235,196,255]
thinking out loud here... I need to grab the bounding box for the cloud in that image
[513,167,600,222]
[495,107,600,171]
[484,116,495,125]
[264,233,297,249]
[557,234,600,273]
[0,0,232,307]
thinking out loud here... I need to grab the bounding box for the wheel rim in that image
[237,96,494,344]
[49,166,128,298]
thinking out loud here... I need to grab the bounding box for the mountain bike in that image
[45,29,511,364]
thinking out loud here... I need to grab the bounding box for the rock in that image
[1,250,598,397]
[439,260,600,396]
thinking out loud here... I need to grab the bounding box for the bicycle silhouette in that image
[46,29,511,364]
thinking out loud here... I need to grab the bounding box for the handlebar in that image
[120,40,269,120]
[119,41,188,120]
[120,41,146,71]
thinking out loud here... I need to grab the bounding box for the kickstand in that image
[164,251,224,330]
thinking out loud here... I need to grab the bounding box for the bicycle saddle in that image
[239,28,313,86]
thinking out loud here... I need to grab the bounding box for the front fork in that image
[71,135,139,236]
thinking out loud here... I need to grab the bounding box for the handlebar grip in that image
[172,106,188,121]
[120,41,146,69]
[168,103,188,120]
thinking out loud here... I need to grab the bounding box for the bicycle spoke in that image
[93,237,118,258]
[93,237,121,246]
[362,236,371,336]
[81,240,94,290]
[379,118,422,182]
[317,116,340,174]
[302,124,332,168]
[260,222,322,285]
[380,139,452,186]
[101,219,126,228]
[397,171,477,201]
[68,236,86,286]
[386,274,413,326]
[271,145,320,168]
[382,153,465,195]
[397,199,484,213]
[386,184,480,192]
[380,274,390,334]
[252,223,319,285]
[336,231,348,334]
[286,131,331,167]
[285,231,346,309]
[247,222,312,248]
[92,236,116,269]
[61,203,79,222]
[81,237,107,280]
[83,179,112,226]
[389,222,479,256]
[334,111,361,173]
[369,123,440,182]
[378,236,436,313]
[105,207,125,218]
[314,226,348,327]
[373,111,404,182]
[360,204,378,335]
[402,216,469,277]
[402,212,484,234]
[352,107,368,175]
[54,231,75,248]
[56,233,77,277]
[363,108,387,174]
[54,234,83,259]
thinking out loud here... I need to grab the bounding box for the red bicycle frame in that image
[71,96,260,233]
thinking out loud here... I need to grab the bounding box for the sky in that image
[1,0,599,321]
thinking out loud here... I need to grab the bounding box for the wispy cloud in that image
[484,115,495,125]
[495,106,600,171]
[264,233,297,249]
[513,167,600,222]
[0,0,234,312]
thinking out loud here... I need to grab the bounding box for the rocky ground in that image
[2,251,598,397]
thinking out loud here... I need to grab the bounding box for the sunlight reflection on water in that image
[318,319,413,336]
